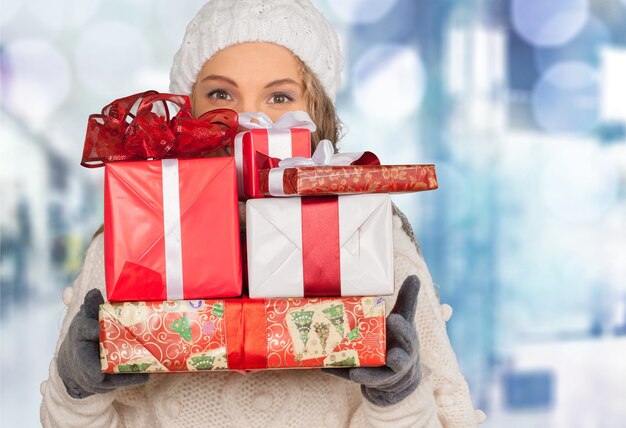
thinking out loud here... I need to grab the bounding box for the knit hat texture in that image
[169,0,343,100]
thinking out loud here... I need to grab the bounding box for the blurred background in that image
[1,0,625,426]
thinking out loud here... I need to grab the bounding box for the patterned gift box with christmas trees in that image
[99,296,386,373]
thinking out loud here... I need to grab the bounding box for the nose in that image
[238,97,261,115]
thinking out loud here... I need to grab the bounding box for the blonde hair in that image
[298,58,343,152]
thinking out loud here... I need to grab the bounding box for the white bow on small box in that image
[267,139,367,196]
[234,111,316,199]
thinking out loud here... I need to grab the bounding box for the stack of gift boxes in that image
[88,92,438,374]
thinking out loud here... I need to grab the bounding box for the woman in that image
[40,1,484,426]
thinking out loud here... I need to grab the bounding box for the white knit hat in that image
[169,0,343,101]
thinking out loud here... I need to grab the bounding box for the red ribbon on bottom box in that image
[223,297,267,370]
[99,296,386,373]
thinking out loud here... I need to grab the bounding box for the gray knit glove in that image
[57,289,149,399]
[323,275,422,406]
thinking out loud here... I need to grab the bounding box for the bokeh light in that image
[437,162,471,226]
[531,62,599,135]
[0,0,23,25]
[154,0,211,55]
[3,39,71,123]
[534,18,611,72]
[351,44,425,121]
[327,0,397,24]
[512,0,589,47]
[27,0,103,32]
[540,144,618,223]
[600,47,626,122]
[74,21,153,98]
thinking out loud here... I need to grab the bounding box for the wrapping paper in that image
[246,194,394,298]
[234,128,311,199]
[104,157,241,302]
[99,296,386,373]
[259,164,438,196]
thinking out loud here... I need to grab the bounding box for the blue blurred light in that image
[435,162,471,226]
[534,18,611,73]
[154,0,210,55]
[0,0,23,25]
[531,62,599,135]
[502,370,554,410]
[540,143,618,223]
[74,21,153,98]
[351,44,425,120]
[4,39,72,122]
[512,0,589,47]
[27,0,103,32]
[328,0,397,24]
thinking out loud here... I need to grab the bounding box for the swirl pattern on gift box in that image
[99,301,227,373]
[81,90,239,168]
[100,297,385,372]
[260,163,438,196]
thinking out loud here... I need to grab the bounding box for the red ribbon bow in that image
[81,90,239,168]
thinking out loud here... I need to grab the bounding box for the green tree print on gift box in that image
[291,309,315,349]
[211,302,224,318]
[313,322,331,355]
[170,315,193,342]
[322,304,345,337]
[118,362,152,372]
[328,356,356,367]
[190,355,215,370]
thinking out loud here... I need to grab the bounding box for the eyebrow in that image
[264,78,301,89]
[200,75,301,89]
[200,75,239,87]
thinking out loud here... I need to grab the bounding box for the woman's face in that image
[192,42,308,121]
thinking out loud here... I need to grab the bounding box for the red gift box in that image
[81,91,241,302]
[104,157,242,302]
[99,296,386,373]
[257,139,438,196]
[259,164,438,196]
[234,111,315,199]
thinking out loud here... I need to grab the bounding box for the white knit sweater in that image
[40,213,484,427]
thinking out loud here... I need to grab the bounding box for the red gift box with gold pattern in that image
[259,163,438,196]
[234,112,315,200]
[99,296,386,373]
[255,139,437,197]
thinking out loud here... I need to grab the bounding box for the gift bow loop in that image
[267,140,380,196]
[238,111,317,132]
[278,139,365,168]
[81,91,239,168]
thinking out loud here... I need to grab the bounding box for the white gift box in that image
[246,194,394,298]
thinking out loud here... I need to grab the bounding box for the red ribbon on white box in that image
[234,111,317,196]
[246,193,394,298]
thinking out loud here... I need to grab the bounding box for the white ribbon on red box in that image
[161,159,184,300]
[234,111,317,196]
[267,139,365,196]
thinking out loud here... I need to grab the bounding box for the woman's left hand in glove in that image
[322,275,422,406]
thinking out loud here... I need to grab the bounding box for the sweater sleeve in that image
[349,368,443,428]
[40,234,123,428]
[349,213,484,428]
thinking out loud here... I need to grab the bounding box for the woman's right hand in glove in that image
[56,289,149,399]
